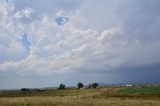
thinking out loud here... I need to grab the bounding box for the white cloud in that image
[14,7,33,19]
[0,0,160,88]
[0,0,27,62]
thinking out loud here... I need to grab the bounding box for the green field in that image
[117,86,160,94]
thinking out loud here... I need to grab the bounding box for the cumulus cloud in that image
[0,0,160,88]
[0,0,27,63]
[14,7,33,19]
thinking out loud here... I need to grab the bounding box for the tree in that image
[92,83,98,88]
[59,84,65,89]
[21,88,26,92]
[77,82,83,89]
[88,84,92,88]
[21,88,29,92]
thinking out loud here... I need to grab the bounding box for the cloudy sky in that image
[0,0,160,89]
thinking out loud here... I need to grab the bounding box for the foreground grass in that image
[117,86,160,94]
[0,87,160,106]
[0,96,160,106]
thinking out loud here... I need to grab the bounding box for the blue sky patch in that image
[55,16,69,25]
[21,34,31,52]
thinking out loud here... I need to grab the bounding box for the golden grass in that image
[0,87,160,106]
[0,89,99,97]
[0,96,160,106]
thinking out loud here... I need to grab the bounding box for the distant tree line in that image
[21,88,29,92]
[20,82,99,93]
[21,88,45,93]
[58,82,98,89]
[89,83,98,88]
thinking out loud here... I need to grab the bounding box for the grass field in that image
[0,87,160,106]
[0,89,99,97]
[117,86,160,94]
[0,96,160,106]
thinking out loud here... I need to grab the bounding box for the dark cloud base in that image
[1,63,160,89]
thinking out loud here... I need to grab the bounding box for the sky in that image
[0,0,160,89]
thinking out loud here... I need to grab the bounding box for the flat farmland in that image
[0,87,160,106]
[117,86,160,94]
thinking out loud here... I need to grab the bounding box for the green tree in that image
[92,83,98,88]
[88,84,92,88]
[21,88,29,92]
[59,84,65,89]
[77,82,83,89]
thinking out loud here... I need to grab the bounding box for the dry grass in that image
[0,96,160,106]
[0,87,160,106]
